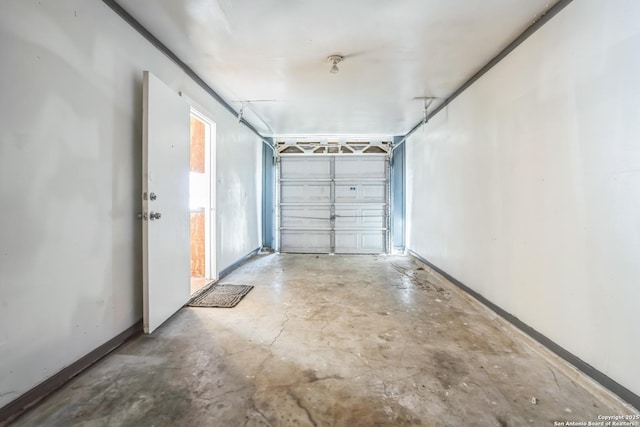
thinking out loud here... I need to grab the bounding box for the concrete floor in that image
[11,254,637,426]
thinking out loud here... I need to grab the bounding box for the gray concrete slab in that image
[11,254,637,426]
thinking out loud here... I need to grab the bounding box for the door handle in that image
[149,212,162,221]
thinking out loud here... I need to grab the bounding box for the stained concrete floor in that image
[11,254,637,426]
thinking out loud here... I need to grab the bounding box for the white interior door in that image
[142,71,190,334]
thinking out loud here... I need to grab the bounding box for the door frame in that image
[190,107,217,280]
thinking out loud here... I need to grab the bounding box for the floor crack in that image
[209,385,252,402]
[245,396,272,427]
[548,366,561,392]
[287,389,318,427]
[269,313,290,347]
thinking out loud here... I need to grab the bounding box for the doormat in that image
[187,284,254,308]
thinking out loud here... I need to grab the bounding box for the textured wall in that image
[0,0,261,409]
[406,0,640,397]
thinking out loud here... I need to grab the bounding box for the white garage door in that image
[278,155,389,254]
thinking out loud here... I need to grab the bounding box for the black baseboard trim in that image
[218,247,261,281]
[0,320,143,424]
[407,249,640,411]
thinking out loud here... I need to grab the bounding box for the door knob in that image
[149,211,162,220]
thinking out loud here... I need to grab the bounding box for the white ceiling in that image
[116,0,554,137]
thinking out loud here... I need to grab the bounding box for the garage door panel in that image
[281,231,331,253]
[334,231,386,254]
[281,158,331,179]
[281,207,330,228]
[361,208,386,226]
[335,183,385,203]
[281,183,331,203]
[361,184,386,201]
[335,157,386,179]
[335,208,358,228]
[335,207,386,228]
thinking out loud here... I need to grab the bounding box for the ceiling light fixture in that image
[327,55,344,74]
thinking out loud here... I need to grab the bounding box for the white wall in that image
[406,0,640,397]
[0,0,261,408]
[215,122,263,273]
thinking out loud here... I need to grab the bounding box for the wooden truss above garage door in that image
[275,137,391,156]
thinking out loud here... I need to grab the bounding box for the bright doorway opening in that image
[189,109,216,295]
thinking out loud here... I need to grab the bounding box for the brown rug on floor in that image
[187,284,254,308]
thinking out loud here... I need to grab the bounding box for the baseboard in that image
[0,320,143,424]
[218,247,261,280]
[407,249,640,411]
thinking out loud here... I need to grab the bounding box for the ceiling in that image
[116,0,554,137]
